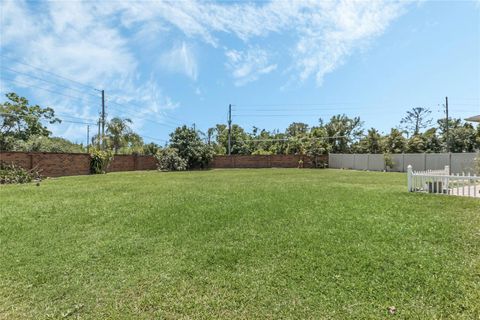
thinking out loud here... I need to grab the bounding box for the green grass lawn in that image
[0,169,479,319]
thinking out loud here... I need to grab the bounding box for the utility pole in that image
[445,96,449,153]
[101,89,105,149]
[445,96,451,174]
[86,125,90,153]
[228,104,232,155]
[97,119,101,148]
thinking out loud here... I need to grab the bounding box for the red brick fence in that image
[0,152,328,177]
[212,155,327,169]
[0,152,157,177]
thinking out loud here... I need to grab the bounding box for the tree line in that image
[206,107,479,155]
[1,93,479,164]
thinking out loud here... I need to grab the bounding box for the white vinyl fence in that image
[329,153,478,173]
[407,165,480,198]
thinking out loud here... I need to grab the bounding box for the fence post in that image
[448,152,452,174]
[134,154,138,171]
[29,153,33,170]
[407,165,413,192]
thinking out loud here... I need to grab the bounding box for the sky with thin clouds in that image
[0,0,479,144]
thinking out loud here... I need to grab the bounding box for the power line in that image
[0,66,101,99]
[233,114,359,117]
[56,113,97,123]
[0,76,99,103]
[104,95,188,128]
[237,136,348,143]
[237,102,362,108]
[106,104,178,128]
[105,94,189,126]
[61,119,96,126]
[0,54,100,92]
[141,134,168,143]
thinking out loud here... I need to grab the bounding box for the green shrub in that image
[155,148,187,171]
[384,153,395,171]
[0,162,41,184]
[4,135,85,153]
[90,148,114,174]
[252,149,273,155]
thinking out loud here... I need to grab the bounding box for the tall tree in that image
[0,92,60,150]
[400,107,432,136]
[212,124,250,155]
[143,142,161,155]
[422,128,442,153]
[105,117,133,154]
[170,125,214,168]
[355,128,383,153]
[286,122,309,137]
[323,114,363,153]
[383,128,406,153]
[447,122,478,153]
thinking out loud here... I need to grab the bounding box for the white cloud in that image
[0,0,411,142]
[0,0,178,141]
[107,0,408,86]
[292,1,406,84]
[159,42,198,80]
[225,48,277,86]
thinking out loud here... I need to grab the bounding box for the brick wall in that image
[0,152,157,177]
[0,152,91,177]
[210,154,327,169]
[108,155,136,172]
[108,155,157,172]
[136,155,157,170]
[0,152,328,177]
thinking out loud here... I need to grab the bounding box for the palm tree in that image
[106,117,132,154]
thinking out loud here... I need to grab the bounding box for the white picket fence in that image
[407,165,480,198]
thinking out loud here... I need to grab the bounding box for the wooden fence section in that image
[407,165,480,198]
[211,154,327,168]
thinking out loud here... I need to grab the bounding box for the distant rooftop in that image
[465,115,480,122]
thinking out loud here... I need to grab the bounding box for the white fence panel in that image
[426,153,449,170]
[390,154,405,172]
[328,154,342,169]
[328,154,355,169]
[353,154,368,170]
[329,152,478,173]
[404,154,425,171]
[451,153,477,173]
[369,154,385,171]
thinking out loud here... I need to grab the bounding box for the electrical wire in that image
[0,77,99,103]
[105,95,189,126]
[236,136,348,143]
[1,66,101,99]
[106,104,178,129]
[61,119,97,126]
[140,134,168,143]
[0,54,100,92]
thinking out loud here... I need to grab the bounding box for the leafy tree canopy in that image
[1,92,60,150]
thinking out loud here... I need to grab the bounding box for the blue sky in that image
[1,0,479,144]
